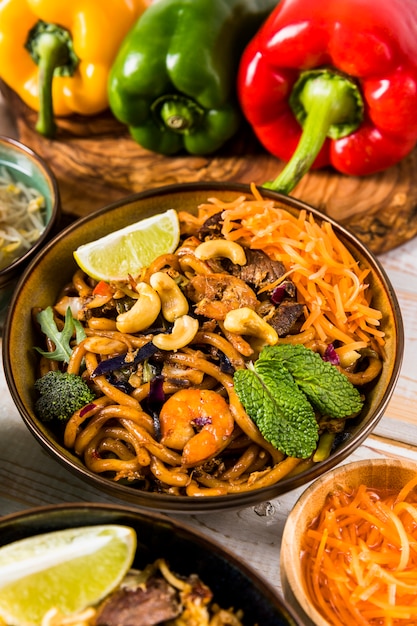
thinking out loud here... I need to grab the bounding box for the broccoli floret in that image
[34,370,96,422]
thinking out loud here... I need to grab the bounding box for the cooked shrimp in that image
[159,389,235,467]
[184,274,258,320]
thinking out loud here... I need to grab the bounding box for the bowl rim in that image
[1,181,405,513]
[280,457,417,626]
[0,134,61,277]
[0,500,301,625]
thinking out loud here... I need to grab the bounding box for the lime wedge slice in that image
[0,524,136,626]
[74,209,180,281]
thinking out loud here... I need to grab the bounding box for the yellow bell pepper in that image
[0,0,150,137]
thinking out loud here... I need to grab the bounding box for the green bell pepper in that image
[108,0,277,155]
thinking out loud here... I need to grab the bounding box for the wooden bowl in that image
[2,183,404,513]
[280,458,417,625]
[0,501,301,625]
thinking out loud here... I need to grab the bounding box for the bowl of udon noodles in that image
[2,182,403,513]
[0,135,60,322]
[0,501,301,625]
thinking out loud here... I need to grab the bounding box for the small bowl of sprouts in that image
[0,136,60,318]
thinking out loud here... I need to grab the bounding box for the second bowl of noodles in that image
[2,182,404,513]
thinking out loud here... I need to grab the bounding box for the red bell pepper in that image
[92,281,113,297]
[237,0,417,194]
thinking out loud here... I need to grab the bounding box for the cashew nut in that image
[179,254,213,276]
[149,271,189,322]
[194,239,247,265]
[223,307,278,346]
[116,282,161,334]
[152,315,199,351]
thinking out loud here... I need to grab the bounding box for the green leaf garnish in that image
[234,360,319,459]
[260,344,363,418]
[234,343,364,459]
[34,306,86,363]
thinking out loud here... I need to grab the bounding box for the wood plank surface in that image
[3,82,417,255]
[376,238,417,440]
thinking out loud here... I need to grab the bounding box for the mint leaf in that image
[34,306,86,363]
[234,361,319,459]
[260,344,363,418]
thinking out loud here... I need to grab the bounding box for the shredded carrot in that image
[301,478,417,625]
[196,184,385,347]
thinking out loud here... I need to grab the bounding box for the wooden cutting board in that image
[4,84,417,255]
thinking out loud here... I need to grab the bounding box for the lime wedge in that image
[73,209,180,281]
[0,524,136,626]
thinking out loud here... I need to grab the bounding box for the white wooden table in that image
[1,92,417,599]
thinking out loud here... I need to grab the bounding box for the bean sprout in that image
[0,165,46,270]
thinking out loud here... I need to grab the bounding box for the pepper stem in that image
[35,34,69,137]
[263,69,364,195]
[152,95,205,134]
[25,21,79,138]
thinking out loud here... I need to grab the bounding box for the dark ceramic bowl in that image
[0,502,300,625]
[2,183,404,513]
[0,136,60,321]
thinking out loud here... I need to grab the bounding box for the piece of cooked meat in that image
[226,248,287,291]
[198,211,224,240]
[95,577,181,626]
[268,301,304,336]
[184,273,258,320]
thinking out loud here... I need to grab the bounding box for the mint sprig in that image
[234,343,364,459]
[260,344,364,418]
[234,360,318,459]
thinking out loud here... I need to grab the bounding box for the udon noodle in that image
[33,188,385,497]
[0,165,46,270]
